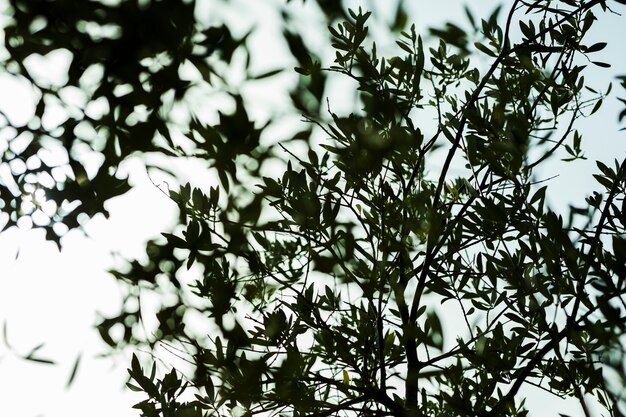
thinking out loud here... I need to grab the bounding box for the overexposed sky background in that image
[1,1,625,416]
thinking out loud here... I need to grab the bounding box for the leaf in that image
[585,42,607,53]
[593,174,613,190]
[426,311,444,350]
[396,40,413,54]
[162,233,187,248]
[131,353,142,374]
[519,21,534,39]
[204,375,215,401]
[126,383,144,392]
[383,332,396,355]
[590,99,603,115]
[465,5,476,30]
[342,370,350,384]
[414,36,424,91]
[2,321,10,349]
[23,343,55,365]
[474,42,496,57]
[66,353,82,388]
[488,5,502,28]
[250,68,283,80]
[24,356,56,365]
[262,177,283,198]
[25,343,45,357]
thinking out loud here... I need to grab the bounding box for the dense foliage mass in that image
[3,0,626,416]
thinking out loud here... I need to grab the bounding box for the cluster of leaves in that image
[101,1,626,417]
[0,0,342,245]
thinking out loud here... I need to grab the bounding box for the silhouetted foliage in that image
[0,0,333,244]
[3,1,626,416]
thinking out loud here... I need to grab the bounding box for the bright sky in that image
[1,1,625,417]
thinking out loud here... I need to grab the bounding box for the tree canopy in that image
[2,0,626,416]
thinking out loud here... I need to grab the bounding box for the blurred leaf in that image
[66,353,82,388]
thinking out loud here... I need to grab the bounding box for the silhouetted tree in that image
[3,1,626,416]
